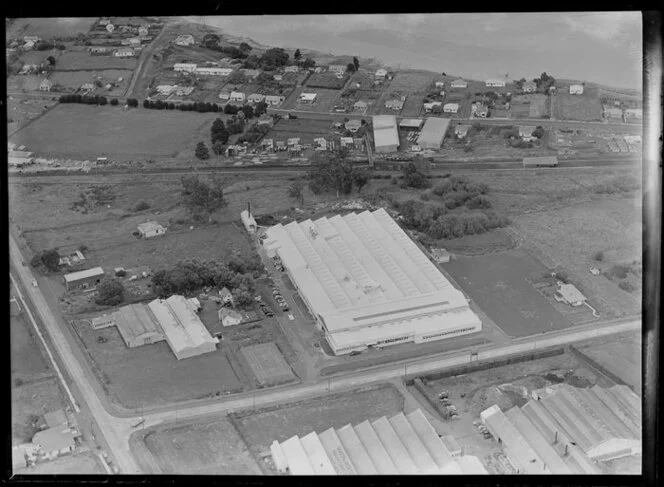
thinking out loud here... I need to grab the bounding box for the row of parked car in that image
[438,391,460,420]
[473,420,494,440]
[272,287,290,312]
[272,255,284,272]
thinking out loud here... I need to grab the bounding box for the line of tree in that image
[307,148,369,197]
[30,249,61,272]
[59,94,108,105]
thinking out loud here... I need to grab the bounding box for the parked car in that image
[272,289,281,295]
[32,280,38,287]
[349,350,361,356]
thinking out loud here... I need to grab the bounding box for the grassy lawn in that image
[49,69,133,96]
[9,104,215,160]
[265,117,339,145]
[131,417,262,475]
[528,94,549,118]
[7,97,58,135]
[11,313,52,381]
[16,451,105,474]
[7,18,96,38]
[53,50,138,71]
[12,379,66,444]
[578,332,641,394]
[230,384,404,468]
[285,87,344,113]
[555,91,603,121]
[305,72,350,90]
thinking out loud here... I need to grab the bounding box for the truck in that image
[522,156,558,168]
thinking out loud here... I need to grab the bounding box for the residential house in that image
[351,100,368,112]
[451,79,468,88]
[265,95,285,106]
[219,287,233,306]
[39,79,52,92]
[174,34,195,46]
[106,24,115,33]
[194,67,233,76]
[353,138,365,150]
[604,106,623,119]
[230,91,245,102]
[569,84,584,95]
[257,115,273,126]
[485,79,506,87]
[423,101,442,113]
[156,84,175,96]
[328,64,346,75]
[23,35,41,43]
[454,124,470,139]
[137,221,166,238]
[98,19,110,26]
[473,103,488,118]
[32,426,77,460]
[435,81,445,88]
[519,126,537,141]
[375,68,388,79]
[299,93,317,104]
[276,141,287,151]
[218,91,231,100]
[23,40,35,50]
[241,69,261,79]
[173,86,194,96]
[284,65,299,73]
[19,63,39,75]
[128,37,141,46]
[261,138,274,151]
[247,93,266,104]
[138,25,149,37]
[273,74,283,81]
[430,248,451,263]
[314,66,325,73]
[89,46,108,54]
[340,137,354,148]
[345,119,362,133]
[313,137,328,151]
[114,48,134,57]
[288,144,303,157]
[624,108,642,119]
[80,83,95,92]
[443,103,459,113]
[287,137,301,146]
[385,98,405,111]
[522,81,537,93]
[554,283,586,306]
[219,307,243,327]
[174,63,197,72]
[63,266,106,291]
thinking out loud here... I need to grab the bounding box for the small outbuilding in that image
[64,267,105,291]
[137,221,166,238]
[219,307,243,327]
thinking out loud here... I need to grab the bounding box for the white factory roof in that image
[272,409,482,475]
[148,296,218,356]
[372,115,399,149]
[63,267,105,283]
[399,118,423,129]
[418,117,451,149]
[264,208,480,350]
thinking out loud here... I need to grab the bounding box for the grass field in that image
[11,313,52,381]
[441,228,516,256]
[578,332,641,394]
[286,87,344,113]
[49,69,133,96]
[15,451,105,474]
[7,18,97,38]
[555,91,603,121]
[305,72,350,90]
[12,378,66,444]
[70,318,245,408]
[7,75,44,93]
[7,97,58,135]
[9,104,214,160]
[231,384,404,469]
[266,117,339,144]
[528,94,549,118]
[53,50,138,71]
[131,417,262,475]
[444,248,572,337]
[240,342,296,386]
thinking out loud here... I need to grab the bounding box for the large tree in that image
[180,175,228,222]
[195,141,210,160]
[287,180,305,204]
[210,118,229,145]
[352,171,369,193]
[353,56,359,72]
[308,148,357,197]
[95,278,125,306]
[294,48,302,61]
[40,249,61,272]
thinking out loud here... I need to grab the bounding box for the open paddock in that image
[555,90,603,121]
[49,69,133,95]
[240,342,296,386]
[577,332,641,394]
[7,18,97,39]
[7,75,44,93]
[54,49,138,70]
[11,313,52,381]
[12,378,66,444]
[305,71,350,90]
[528,94,549,118]
[130,417,262,475]
[290,88,344,113]
[266,117,337,144]
[9,104,214,160]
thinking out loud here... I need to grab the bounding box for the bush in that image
[606,264,629,280]
[95,278,125,306]
[593,251,604,262]
[115,269,127,277]
[466,195,492,209]
[391,176,398,185]
[618,281,635,293]
[78,244,89,253]
[110,98,119,106]
[133,200,151,212]
[420,193,430,201]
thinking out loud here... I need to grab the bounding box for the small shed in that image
[64,267,105,291]
[219,307,243,327]
[241,210,257,233]
[430,248,451,263]
[137,221,166,238]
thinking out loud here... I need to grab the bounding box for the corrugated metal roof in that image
[352,421,399,474]
[113,303,164,343]
[372,115,399,150]
[405,409,456,469]
[418,117,450,149]
[389,413,439,474]
[371,417,419,474]
[280,436,316,475]
[456,455,488,474]
[63,267,105,283]
[317,428,358,475]
[299,432,337,475]
[335,424,379,474]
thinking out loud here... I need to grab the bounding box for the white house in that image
[473,103,488,118]
[485,79,506,87]
[128,37,141,45]
[173,86,194,96]
[174,34,195,46]
[114,48,134,57]
[219,307,243,327]
[299,93,317,104]
[285,65,299,73]
[32,426,77,460]
[375,68,388,79]
[138,25,149,36]
[435,81,445,88]
[230,91,245,102]
[385,98,405,111]
[313,137,328,151]
[443,103,459,113]
[328,64,346,75]
[345,119,362,133]
[219,287,234,305]
[454,124,470,139]
[247,93,266,103]
[106,23,115,33]
[174,63,197,72]
[23,40,35,50]
[194,67,233,76]
[218,91,231,100]
[80,83,95,92]
[518,126,537,141]
[340,137,354,148]
[451,79,468,88]
[156,84,175,96]
[522,81,537,93]
[354,100,368,111]
[39,79,52,92]
[137,221,166,239]
[423,101,442,113]
[265,95,285,106]
[569,84,584,95]
[273,74,283,81]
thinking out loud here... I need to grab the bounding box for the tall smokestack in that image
[247,202,251,217]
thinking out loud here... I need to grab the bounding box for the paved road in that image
[125,24,169,99]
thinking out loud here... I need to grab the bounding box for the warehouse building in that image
[148,295,219,360]
[522,156,558,168]
[372,115,400,153]
[271,409,487,475]
[108,303,166,348]
[63,267,105,291]
[263,208,482,355]
[417,117,451,150]
[399,118,423,131]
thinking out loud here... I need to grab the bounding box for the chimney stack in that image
[247,202,251,217]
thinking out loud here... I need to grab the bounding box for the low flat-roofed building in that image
[111,303,166,348]
[451,79,467,88]
[569,84,584,95]
[32,425,77,459]
[418,117,450,150]
[272,409,480,475]
[299,92,317,103]
[372,115,399,153]
[443,103,459,113]
[64,267,105,291]
[399,118,423,130]
[523,156,558,167]
[137,221,166,238]
[174,63,197,72]
[263,208,481,355]
[148,295,218,360]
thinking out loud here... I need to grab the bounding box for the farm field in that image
[9,104,215,160]
[11,313,52,382]
[130,417,262,475]
[7,97,58,136]
[444,248,573,337]
[513,196,642,319]
[7,75,44,93]
[230,384,404,472]
[7,17,97,38]
[70,317,245,409]
[53,50,138,71]
[577,332,641,395]
[49,69,133,96]
[12,378,66,444]
[440,228,516,256]
[555,91,603,121]
[15,451,105,474]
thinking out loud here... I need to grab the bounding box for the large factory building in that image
[263,208,482,355]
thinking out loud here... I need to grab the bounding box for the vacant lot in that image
[15,451,105,474]
[12,378,66,444]
[70,318,245,409]
[7,18,96,38]
[514,196,642,318]
[10,104,214,160]
[11,313,52,382]
[266,117,338,145]
[131,417,262,475]
[555,92,603,121]
[441,228,516,256]
[7,96,58,136]
[288,87,344,113]
[577,332,641,394]
[240,342,296,387]
[54,50,138,71]
[305,72,350,90]
[231,384,404,468]
[528,94,549,118]
[445,248,572,337]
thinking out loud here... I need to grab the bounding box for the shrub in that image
[78,244,89,253]
[95,278,125,306]
[618,281,635,293]
[115,269,127,277]
[391,176,398,185]
[14,378,23,387]
[606,265,629,280]
[466,195,492,209]
[110,98,119,106]
[593,251,604,262]
[133,200,151,212]
[420,192,430,201]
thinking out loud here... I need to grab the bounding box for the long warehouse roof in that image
[372,115,399,149]
[418,117,450,149]
[272,408,485,475]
